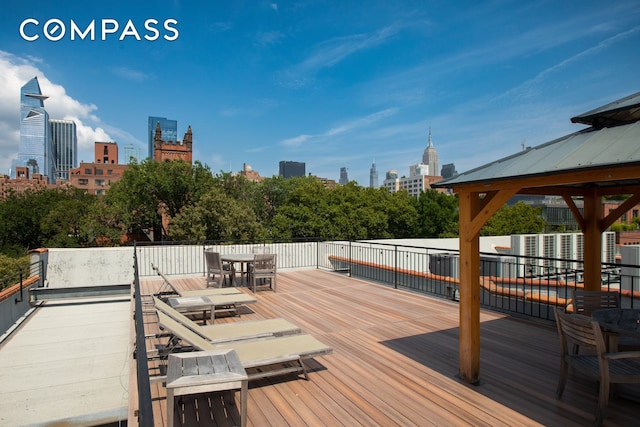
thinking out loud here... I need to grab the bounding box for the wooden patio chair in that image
[248,253,277,293]
[151,265,241,300]
[554,308,640,426]
[155,310,333,382]
[204,251,234,288]
[570,289,620,316]
[153,296,301,344]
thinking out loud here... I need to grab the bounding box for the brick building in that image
[68,142,128,195]
[153,123,193,163]
[0,167,61,198]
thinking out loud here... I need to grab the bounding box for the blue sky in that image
[0,1,639,185]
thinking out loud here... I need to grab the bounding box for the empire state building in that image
[421,128,439,176]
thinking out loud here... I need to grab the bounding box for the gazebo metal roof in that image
[435,93,640,191]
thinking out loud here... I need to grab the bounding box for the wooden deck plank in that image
[137,268,640,426]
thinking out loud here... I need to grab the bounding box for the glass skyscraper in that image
[369,160,378,188]
[148,116,178,159]
[279,161,305,178]
[13,77,56,182]
[50,119,77,181]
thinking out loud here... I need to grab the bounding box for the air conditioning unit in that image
[620,245,640,292]
[429,253,459,279]
[480,255,517,279]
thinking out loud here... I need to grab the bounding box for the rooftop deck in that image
[140,268,639,426]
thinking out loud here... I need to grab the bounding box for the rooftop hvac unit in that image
[620,245,640,293]
[429,253,459,280]
[480,255,517,279]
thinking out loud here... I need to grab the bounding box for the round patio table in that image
[221,253,255,286]
[592,308,640,351]
[592,308,640,338]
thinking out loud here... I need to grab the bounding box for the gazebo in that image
[433,92,640,384]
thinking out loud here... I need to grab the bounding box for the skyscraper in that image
[148,116,177,159]
[369,160,378,188]
[13,77,56,182]
[422,128,439,176]
[50,119,77,181]
[279,161,305,178]
[339,167,348,185]
[441,163,457,179]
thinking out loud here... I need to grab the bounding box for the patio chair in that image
[570,289,620,316]
[248,253,277,293]
[152,264,241,299]
[156,310,333,381]
[554,308,640,426]
[204,251,234,288]
[154,297,300,344]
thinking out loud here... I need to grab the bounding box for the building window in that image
[85,168,92,175]
[96,189,106,195]
[103,146,108,155]
[95,169,103,175]
[95,179,105,186]
[78,178,88,185]
[107,170,113,175]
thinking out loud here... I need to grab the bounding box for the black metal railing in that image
[132,243,154,427]
[320,240,640,320]
[0,260,44,303]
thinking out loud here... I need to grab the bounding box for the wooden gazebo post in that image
[582,188,604,291]
[457,188,517,384]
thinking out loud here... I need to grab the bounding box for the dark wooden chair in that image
[554,308,640,426]
[570,289,620,316]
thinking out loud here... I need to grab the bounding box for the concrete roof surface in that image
[0,296,131,426]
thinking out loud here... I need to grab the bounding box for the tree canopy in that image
[0,160,554,258]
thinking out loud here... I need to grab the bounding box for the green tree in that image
[106,159,215,239]
[170,187,264,241]
[481,201,545,236]
[415,190,459,237]
[269,177,329,239]
[40,188,98,247]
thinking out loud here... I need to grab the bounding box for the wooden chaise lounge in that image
[156,310,333,381]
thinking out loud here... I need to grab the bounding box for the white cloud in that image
[0,50,113,175]
[279,108,399,148]
[281,134,311,147]
[280,22,406,88]
[112,66,150,82]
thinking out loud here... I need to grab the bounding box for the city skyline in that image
[0,1,639,185]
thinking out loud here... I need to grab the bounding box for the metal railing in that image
[132,243,154,427]
[319,240,640,320]
[132,238,640,322]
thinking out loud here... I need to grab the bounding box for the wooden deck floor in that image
[138,268,640,426]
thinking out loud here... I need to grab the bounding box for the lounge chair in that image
[152,264,242,298]
[156,310,333,381]
[154,297,301,344]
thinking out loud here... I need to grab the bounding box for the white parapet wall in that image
[46,247,134,287]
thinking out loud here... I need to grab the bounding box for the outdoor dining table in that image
[591,308,640,351]
[221,253,255,286]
